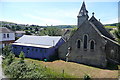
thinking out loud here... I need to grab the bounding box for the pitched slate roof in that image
[0,27,14,33]
[89,16,115,40]
[15,35,62,47]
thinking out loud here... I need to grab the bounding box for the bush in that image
[4,60,45,78]
[84,74,91,80]
[2,45,12,56]
[2,52,15,66]
[19,51,25,63]
[2,52,72,78]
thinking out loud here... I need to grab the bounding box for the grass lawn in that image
[25,58,119,78]
[104,26,117,28]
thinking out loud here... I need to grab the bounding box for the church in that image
[58,2,120,68]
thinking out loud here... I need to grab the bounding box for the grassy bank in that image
[2,54,119,78]
[2,56,73,78]
[25,58,119,78]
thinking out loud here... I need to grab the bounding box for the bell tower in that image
[77,1,89,27]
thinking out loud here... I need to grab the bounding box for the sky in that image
[0,0,119,26]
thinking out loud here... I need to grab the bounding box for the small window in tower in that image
[81,10,83,12]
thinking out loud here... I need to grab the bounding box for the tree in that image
[39,27,62,36]
[3,45,11,56]
[25,31,31,35]
[11,26,15,31]
[114,23,120,43]
[19,51,25,63]
[35,27,39,32]
[2,51,15,66]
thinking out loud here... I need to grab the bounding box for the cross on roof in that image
[92,12,95,16]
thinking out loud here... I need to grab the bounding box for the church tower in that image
[77,1,89,27]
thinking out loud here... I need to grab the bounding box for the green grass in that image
[104,26,117,28]
[2,57,74,78]
[25,58,119,78]
[25,59,74,78]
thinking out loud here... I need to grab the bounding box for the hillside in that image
[0,21,76,29]
[25,58,119,78]
[1,21,118,29]
[104,23,118,26]
[0,21,118,37]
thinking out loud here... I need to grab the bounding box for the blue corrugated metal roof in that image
[15,35,62,46]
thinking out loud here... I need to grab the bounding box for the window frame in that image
[83,34,88,50]
[7,34,9,38]
[89,40,95,51]
[76,39,81,49]
[3,34,6,38]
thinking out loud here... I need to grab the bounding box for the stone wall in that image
[58,20,107,68]
[105,37,120,64]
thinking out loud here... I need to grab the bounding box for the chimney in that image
[99,19,100,22]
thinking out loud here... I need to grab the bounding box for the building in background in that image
[12,35,65,60]
[15,31,25,38]
[0,27,15,49]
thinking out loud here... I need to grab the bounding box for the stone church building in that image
[58,2,120,68]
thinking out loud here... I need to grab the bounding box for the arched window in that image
[90,40,95,50]
[84,35,87,49]
[77,40,81,48]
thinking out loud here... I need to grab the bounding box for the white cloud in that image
[1,0,119,2]
[24,13,66,26]
[102,18,118,24]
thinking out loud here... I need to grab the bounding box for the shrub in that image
[2,52,15,66]
[2,45,12,56]
[19,51,25,63]
[84,74,91,80]
[4,61,45,78]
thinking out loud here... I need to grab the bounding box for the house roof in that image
[15,35,62,47]
[89,16,114,40]
[12,43,52,48]
[15,31,25,34]
[0,27,14,33]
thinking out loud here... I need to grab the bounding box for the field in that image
[104,26,117,28]
[25,58,119,78]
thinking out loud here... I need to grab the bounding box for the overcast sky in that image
[0,0,119,26]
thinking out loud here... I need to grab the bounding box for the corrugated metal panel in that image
[15,35,62,46]
[12,43,52,48]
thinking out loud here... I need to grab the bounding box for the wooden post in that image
[62,69,64,77]
[45,65,47,69]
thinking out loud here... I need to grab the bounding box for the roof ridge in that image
[23,35,61,37]
[101,35,120,46]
